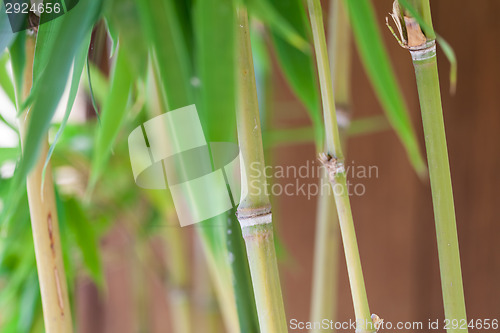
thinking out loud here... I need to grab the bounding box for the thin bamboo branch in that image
[394,1,468,331]
[307,1,376,332]
[18,37,74,333]
[193,236,224,333]
[310,0,351,331]
[310,176,339,332]
[236,7,288,333]
[163,213,192,333]
[147,66,239,333]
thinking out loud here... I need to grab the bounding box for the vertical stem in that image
[162,214,192,333]
[310,1,351,331]
[310,179,339,332]
[236,7,288,333]
[193,236,224,333]
[18,38,74,333]
[401,2,468,330]
[415,56,467,332]
[307,1,375,332]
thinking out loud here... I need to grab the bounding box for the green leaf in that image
[0,52,16,106]
[17,271,40,333]
[194,1,259,332]
[5,0,102,220]
[344,0,426,176]
[105,0,148,77]
[42,33,92,190]
[0,147,19,165]
[246,0,309,52]
[83,64,109,107]
[88,45,133,191]
[8,32,25,109]
[62,197,104,286]
[0,5,14,55]
[268,0,323,148]
[194,0,236,142]
[135,0,193,110]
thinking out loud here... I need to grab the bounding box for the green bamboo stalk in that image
[310,178,339,332]
[193,236,224,333]
[307,1,376,333]
[393,1,468,331]
[163,212,192,333]
[147,66,240,333]
[236,7,288,333]
[18,38,74,333]
[310,0,351,331]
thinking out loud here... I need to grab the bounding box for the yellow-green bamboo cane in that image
[307,1,377,333]
[392,1,468,332]
[18,38,74,333]
[236,7,288,333]
[310,1,351,331]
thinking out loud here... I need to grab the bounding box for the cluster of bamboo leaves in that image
[0,0,462,332]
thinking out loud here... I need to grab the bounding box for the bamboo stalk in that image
[236,7,288,333]
[147,68,239,333]
[310,1,351,331]
[163,213,192,333]
[193,235,224,333]
[394,1,468,331]
[307,1,376,333]
[310,178,339,332]
[18,38,74,333]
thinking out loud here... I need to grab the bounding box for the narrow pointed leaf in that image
[344,0,426,176]
[88,45,132,191]
[268,0,323,148]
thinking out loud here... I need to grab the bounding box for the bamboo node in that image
[386,0,436,57]
[318,153,345,182]
[237,210,272,229]
[409,40,436,61]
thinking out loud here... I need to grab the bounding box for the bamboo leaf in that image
[105,0,148,77]
[194,0,236,142]
[194,1,259,332]
[0,147,19,165]
[88,45,133,192]
[17,271,40,333]
[344,0,427,176]
[42,33,92,190]
[5,0,102,220]
[8,33,25,108]
[83,64,109,107]
[245,0,309,52]
[0,4,14,55]
[62,197,104,286]
[268,0,323,148]
[0,53,15,106]
[135,0,193,110]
